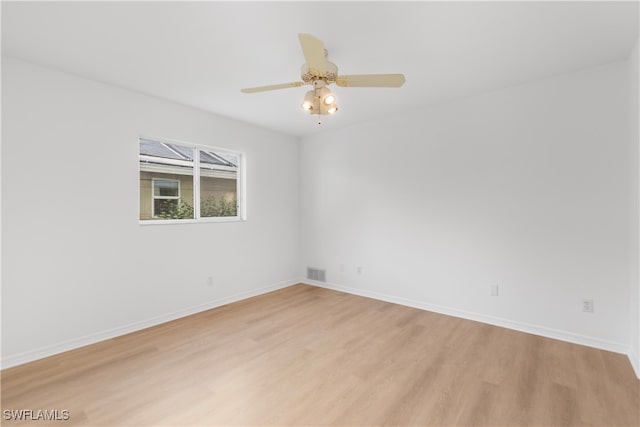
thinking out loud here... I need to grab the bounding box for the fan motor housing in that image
[301,61,338,84]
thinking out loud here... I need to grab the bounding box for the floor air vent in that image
[306,267,326,282]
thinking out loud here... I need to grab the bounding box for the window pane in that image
[153,179,179,197]
[200,149,238,218]
[140,140,194,221]
[154,199,178,217]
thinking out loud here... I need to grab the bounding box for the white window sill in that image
[139,217,246,225]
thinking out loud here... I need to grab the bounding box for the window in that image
[152,179,180,218]
[139,137,243,223]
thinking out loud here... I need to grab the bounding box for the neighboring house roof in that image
[139,138,238,179]
[139,138,237,168]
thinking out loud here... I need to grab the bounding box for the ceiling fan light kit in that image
[301,80,338,116]
[241,33,405,121]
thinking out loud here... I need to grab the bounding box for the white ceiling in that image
[2,1,638,137]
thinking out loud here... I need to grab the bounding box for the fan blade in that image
[241,82,305,93]
[298,33,326,76]
[335,74,406,88]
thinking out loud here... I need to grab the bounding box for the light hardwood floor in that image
[2,284,638,426]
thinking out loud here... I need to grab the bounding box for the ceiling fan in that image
[241,34,406,118]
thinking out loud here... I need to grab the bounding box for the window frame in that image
[139,136,245,225]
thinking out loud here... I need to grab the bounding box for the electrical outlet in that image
[357,266,363,275]
[490,284,499,296]
[207,276,214,287]
[582,299,594,313]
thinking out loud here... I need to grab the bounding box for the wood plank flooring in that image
[2,284,638,426]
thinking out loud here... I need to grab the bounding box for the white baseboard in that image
[305,280,633,359]
[1,279,299,370]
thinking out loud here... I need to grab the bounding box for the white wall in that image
[1,57,300,367]
[2,54,636,374]
[629,39,640,378]
[300,61,631,354]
